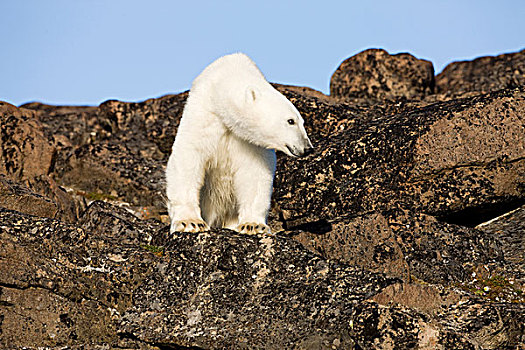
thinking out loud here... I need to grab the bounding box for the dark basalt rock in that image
[476,204,525,286]
[0,101,56,181]
[274,86,525,229]
[96,93,188,156]
[54,139,167,208]
[0,206,158,349]
[0,174,78,222]
[22,94,188,218]
[0,175,60,219]
[330,49,435,102]
[291,209,504,285]
[122,230,398,348]
[21,103,101,148]
[437,48,525,97]
[1,206,522,349]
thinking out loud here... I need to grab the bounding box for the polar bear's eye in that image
[287,119,295,125]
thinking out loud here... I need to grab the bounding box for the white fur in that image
[166,53,313,234]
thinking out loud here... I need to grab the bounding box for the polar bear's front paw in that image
[171,219,209,233]
[236,222,271,235]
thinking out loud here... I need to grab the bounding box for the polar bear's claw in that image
[236,222,271,235]
[171,219,209,234]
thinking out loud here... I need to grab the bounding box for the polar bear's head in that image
[236,86,314,157]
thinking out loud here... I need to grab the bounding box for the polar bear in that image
[166,53,313,235]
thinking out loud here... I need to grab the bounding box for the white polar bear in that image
[166,53,313,235]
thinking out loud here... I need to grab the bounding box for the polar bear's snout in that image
[303,143,314,156]
[286,137,314,157]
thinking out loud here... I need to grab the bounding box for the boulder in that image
[1,205,522,349]
[330,49,435,102]
[477,204,525,287]
[0,205,158,349]
[23,174,80,222]
[21,102,101,149]
[437,49,525,97]
[23,94,188,218]
[53,139,167,209]
[0,101,56,181]
[0,175,60,220]
[22,93,188,157]
[96,93,188,156]
[291,209,503,285]
[274,86,525,229]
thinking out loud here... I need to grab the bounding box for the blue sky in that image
[1,0,524,106]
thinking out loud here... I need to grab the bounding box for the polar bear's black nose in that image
[303,146,314,156]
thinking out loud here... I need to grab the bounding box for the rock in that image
[21,102,101,149]
[274,83,334,102]
[1,205,522,349]
[476,204,525,287]
[122,230,399,349]
[0,101,56,181]
[96,93,187,157]
[0,206,159,349]
[22,94,188,215]
[274,86,525,229]
[78,200,160,245]
[291,209,504,285]
[291,211,410,280]
[0,175,60,220]
[371,282,462,315]
[53,139,167,209]
[22,93,188,157]
[330,49,435,102]
[23,175,80,222]
[437,49,525,97]
[439,301,525,349]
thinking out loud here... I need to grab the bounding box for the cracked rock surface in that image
[1,49,524,349]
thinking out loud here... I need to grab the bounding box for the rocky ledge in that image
[1,48,524,349]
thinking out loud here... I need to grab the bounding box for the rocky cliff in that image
[1,48,524,349]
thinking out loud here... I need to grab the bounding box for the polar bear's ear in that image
[245,86,260,104]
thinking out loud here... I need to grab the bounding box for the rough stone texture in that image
[0,101,56,181]
[0,175,60,219]
[330,49,435,102]
[371,282,462,315]
[54,139,167,208]
[1,206,523,349]
[96,93,188,156]
[292,212,410,280]
[291,209,503,285]
[123,230,398,349]
[274,86,525,229]
[0,206,158,349]
[1,48,525,348]
[437,49,525,97]
[476,204,525,287]
[22,94,188,219]
[78,200,160,244]
[20,102,101,149]
[22,93,188,157]
[22,174,80,222]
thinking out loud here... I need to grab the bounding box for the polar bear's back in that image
[191,53,267,92]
